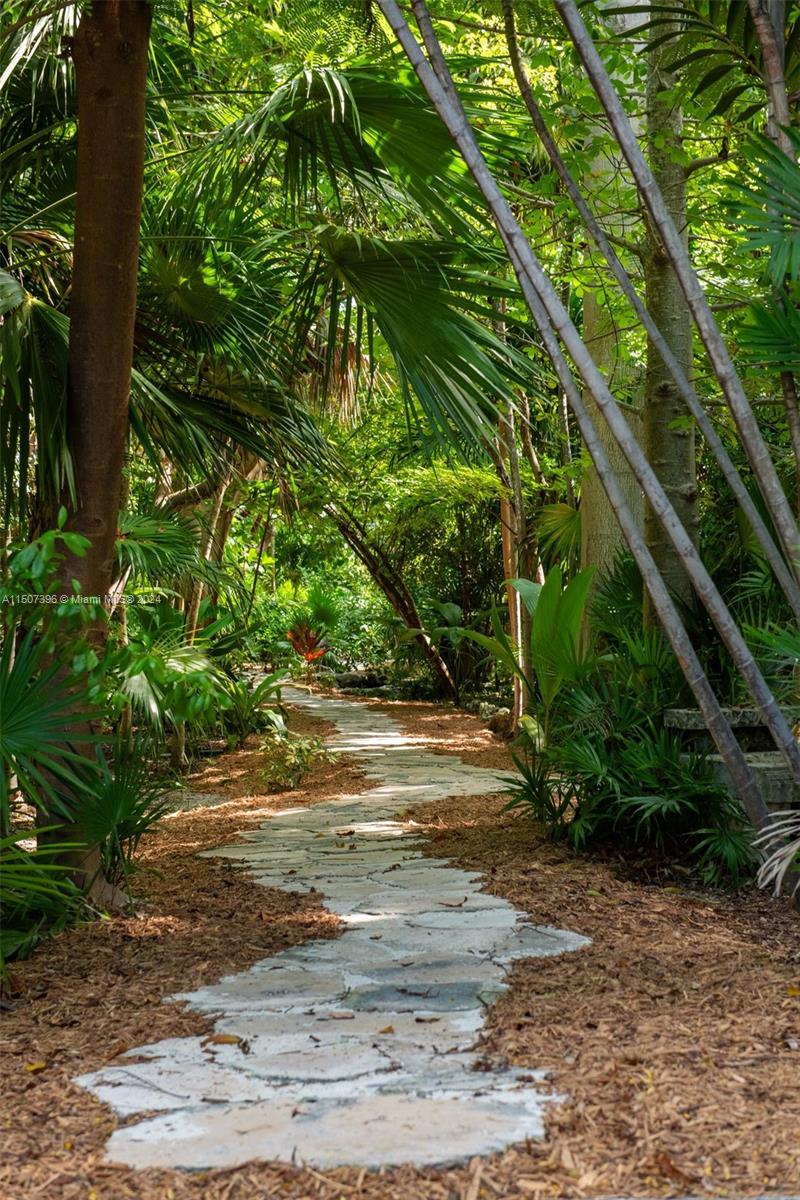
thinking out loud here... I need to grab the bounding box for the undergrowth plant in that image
[74,739,172,893]
[497,564,755,885]
[219,670,287,749]
[0,831,83,975]
[259,714,335,790]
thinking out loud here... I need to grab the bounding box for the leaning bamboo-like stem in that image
[378,0,797,825]
[781,372,800,513]
[747,0,793,157]
[501,0,800,620]
[746,1,800,512]
[555,0,800,581]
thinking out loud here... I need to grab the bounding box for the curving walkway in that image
[76,689,589,1171]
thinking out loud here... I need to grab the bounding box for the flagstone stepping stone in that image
[75,687,589,1172]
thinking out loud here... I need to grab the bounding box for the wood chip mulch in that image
[1,698,799,1199]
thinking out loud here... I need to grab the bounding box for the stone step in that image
[705,751,800,812]
[665,706,800,731]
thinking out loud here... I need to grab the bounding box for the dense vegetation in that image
[3,0,800,971]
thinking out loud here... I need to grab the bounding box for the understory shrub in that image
[218,671,287,749]
[74,740,172,891]
[0,832,83,975]
[488,566,755,884]
[259,719,335,790]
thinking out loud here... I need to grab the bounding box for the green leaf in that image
[0,271,24,315]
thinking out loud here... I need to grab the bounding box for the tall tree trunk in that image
[643,18,698,614]
[58,1,152,601]
[47,1,151,903]
[580,293,643,578]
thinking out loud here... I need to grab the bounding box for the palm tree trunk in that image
[48,0,151,903]
[644,16,698,613]
[57,0,152,602]
[580,292,643,578]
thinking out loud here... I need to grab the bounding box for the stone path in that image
[76,689,589,1172]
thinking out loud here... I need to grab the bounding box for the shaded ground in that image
[1,696,799,1199]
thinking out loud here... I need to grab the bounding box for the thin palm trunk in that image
[492,304,531,722]
[555,0,800,581]
[498,414,527,722]
[500,0,800,620]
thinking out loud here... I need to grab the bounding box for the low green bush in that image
[0,832,83,975]
[480,566,754,885]
[259,720,335,790]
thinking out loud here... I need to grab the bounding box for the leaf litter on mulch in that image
[1,699,799,1198]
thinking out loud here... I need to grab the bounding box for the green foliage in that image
[477,567,754,885]
[259,721,335,790]
[0,527,101,831]
[74,741,172,890]
[537,503,581,566]
[219,671,287,749]
[0,630,99,829]
[115,509,203,582]
[107,603,228,735]
[734,132,800,286]
[0,830,82,974]
[510,633,752,884]
[463,567,595,736]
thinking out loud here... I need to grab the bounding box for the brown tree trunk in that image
[327,505,457,700]
[49,1,152,903]
[58,1,152,601]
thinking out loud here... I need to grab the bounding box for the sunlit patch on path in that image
[76,688,589,1171]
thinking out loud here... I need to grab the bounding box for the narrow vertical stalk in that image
[747,0,793,156]
[493,301,531,721]
[747,0,800,509]
[500,0,800,619]
[555,0,800,580]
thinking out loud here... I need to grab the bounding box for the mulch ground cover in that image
[1,696,799,1199]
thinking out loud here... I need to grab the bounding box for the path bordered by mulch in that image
[1,695,799,1199]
